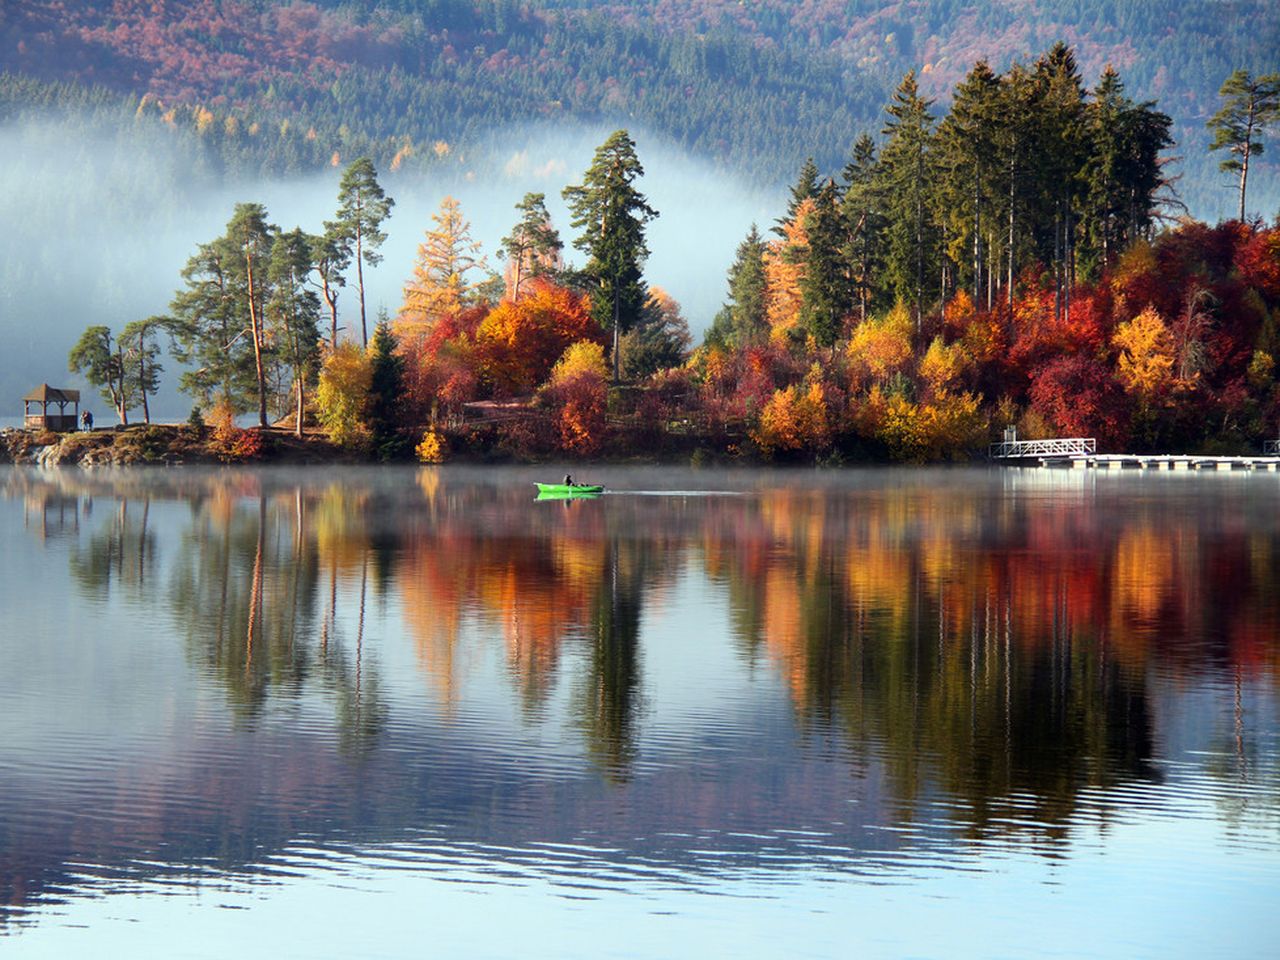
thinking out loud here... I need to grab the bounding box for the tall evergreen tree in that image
[309,227,350,350]
[69,325,132,425]
[707,224,768,348]
[935,60,1002,308]
[776,156,820,235]
[878,71,938,329]
[367,319,405,458]
[170,203,277,425]
[799,180,851,347]
[1081,67,1173,275]
[226,203,276,428]
[1208,69,1280,221]
[118,316,166,424]
[268,228,322,436]
[331,157,393,347]
[499,192,564,300]
[1034,44,1088,319]
[562,129,659,382]
[840,133,886,322]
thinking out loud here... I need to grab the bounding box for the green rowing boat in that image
[535,482,604,496]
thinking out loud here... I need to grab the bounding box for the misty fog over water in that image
[0,115,780,421]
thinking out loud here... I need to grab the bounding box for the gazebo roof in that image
[23,384,80,403]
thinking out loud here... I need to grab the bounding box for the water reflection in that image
[0,466,1277,938]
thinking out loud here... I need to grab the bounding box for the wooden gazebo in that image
[23,384,81,432]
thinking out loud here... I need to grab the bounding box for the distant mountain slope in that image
[1,0,1277,216]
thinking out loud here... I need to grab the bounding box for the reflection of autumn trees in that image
[41,469,1280,816]
[698,481,1279,837]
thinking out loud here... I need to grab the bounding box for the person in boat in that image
[563,473,574,486]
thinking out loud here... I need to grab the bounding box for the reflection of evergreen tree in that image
[579,540,647,781]
[69,497,156,598]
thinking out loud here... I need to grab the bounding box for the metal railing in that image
[1265,440,1280,455]
[989,437,1096,459]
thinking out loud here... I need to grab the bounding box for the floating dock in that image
[990,434,1280,470]
[1039,454,1280,471]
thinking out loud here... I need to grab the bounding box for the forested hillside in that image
[2,1,1276,216]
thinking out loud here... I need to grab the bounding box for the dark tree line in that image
[710,46,1175,349]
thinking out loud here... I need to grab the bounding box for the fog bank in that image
[0,116,780,422]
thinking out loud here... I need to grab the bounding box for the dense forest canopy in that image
[1,0,1277,216]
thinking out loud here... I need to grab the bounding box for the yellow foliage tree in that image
[550,339,608,387]
[399,196,490,337]
[846,300,914,389]
[753,376,831,458]
[1113,304,1174,397]
[919,336,971,396]
[763,198,812,343]
[314,343,372,446]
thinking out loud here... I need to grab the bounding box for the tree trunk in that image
[973,175,981,304]
[139,346,150,424]
[322,278,339,350]
[356,220,368,347]
[1007,152,1015,309]
[295,373,305,439]
[246,248,268,429]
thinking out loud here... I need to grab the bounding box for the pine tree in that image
[170,203,277,426]
[69,325,132,425]
[562,129,659,382]
[118,316,166,424]
[935,61,1003,308]
[1082,67,1173,275]
[499,192,564,300]
[776,156,820,236]
[268,228,321,436]
[309,227,350,350]
[1033,44,1088,320]
[331,157,393,347]
[1208,69,1280,221]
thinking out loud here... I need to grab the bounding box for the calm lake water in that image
[0,465,1277,958]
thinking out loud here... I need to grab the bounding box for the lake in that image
[0,465,1276,958]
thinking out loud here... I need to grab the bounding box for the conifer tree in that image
[563,129,658,382]
[309,227,350,350]
[367,318,405,458]
[1034,44,1088,319]
[499,192,564,300]
[268,228,321,436]
[69,325,132,425]
[799,180,851,347]
[118,316,166,425]
[1208,69,1280,221]
[840,134,886,322]
[331,157,393,347]
[1081,67,1172,274]
[935,61,1003,308]
[878,71,938,330]
[170,203,277,425]
[400,196,490,333]
[776,156,820,235]
[707,224,768,348]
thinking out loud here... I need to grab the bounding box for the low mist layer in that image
[0,114,778,422]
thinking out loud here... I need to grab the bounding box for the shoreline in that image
[3,423,1274,469]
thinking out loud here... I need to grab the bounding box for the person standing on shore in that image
[81,410,93,431]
